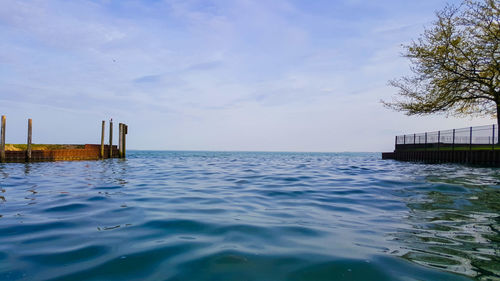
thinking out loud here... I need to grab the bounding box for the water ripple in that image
[0,152,496,280]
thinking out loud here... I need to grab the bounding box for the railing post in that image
[109,119,113,158]
[1,115,5,162]
[469,126,472,151]
[425,132,427,151]
[404,135,406,145]
[494,124,496,164]
[437,131,441,151]
[493,124,496,151]
[413,133,416,145]
[452,129,455,152]
[100,121,105,159]
[395,136,397,149]
[26,118,32,162]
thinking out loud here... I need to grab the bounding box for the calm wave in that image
[0,151,498,280]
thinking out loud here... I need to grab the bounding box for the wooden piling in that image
[100,120,105,159]
[118,123,123,158]
[1,115,5,162]
[123,124,127,158]
[109,119,113,158]
[27,118,32,161]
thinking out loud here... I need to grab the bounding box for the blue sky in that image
[0,0,492,152]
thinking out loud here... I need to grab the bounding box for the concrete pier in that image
[2,144,119,163]
[382,150,499,166]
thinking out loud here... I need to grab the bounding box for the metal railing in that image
[395,124,497,150]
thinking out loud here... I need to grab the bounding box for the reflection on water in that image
[391,166,500,280]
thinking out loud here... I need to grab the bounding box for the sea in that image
[0,151,498,281]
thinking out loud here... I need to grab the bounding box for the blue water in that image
[0,151,498,280]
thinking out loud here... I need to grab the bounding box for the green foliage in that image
[383,0,499,118]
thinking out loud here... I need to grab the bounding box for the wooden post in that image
[123,124,127,158]
[1,115,5,162]
[109,119,113,158]
[118,123,123,158]
[101,121,105,158]
[26,118,32,162]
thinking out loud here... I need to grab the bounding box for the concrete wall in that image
[382,150,499,166]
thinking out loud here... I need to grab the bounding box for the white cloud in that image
[0,0,491,151]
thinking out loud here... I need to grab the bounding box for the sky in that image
[0,0,493,152]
